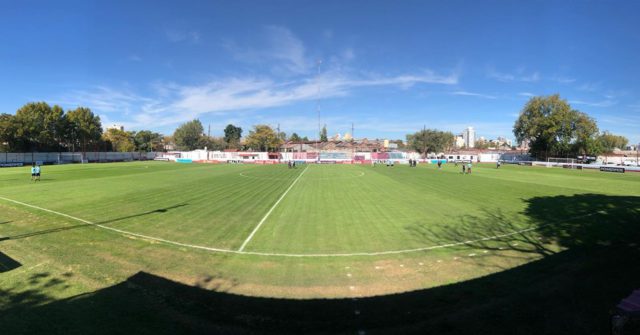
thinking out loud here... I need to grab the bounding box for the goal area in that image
[57,153,86,164]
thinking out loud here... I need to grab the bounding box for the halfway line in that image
[237,164,309,251]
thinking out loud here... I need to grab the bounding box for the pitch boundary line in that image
[238,164,309,251]
[0,195,596,258]
[239,170,364,180]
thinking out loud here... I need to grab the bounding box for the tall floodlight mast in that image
[316,59,322,153]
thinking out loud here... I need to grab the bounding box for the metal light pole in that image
[315,59,322,156]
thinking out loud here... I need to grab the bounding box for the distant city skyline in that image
[1,1,638,144]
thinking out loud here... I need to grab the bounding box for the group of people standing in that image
[287,160,297,169]
[30,163,41,181]
[462,162,472,174]
[408,159,417,167]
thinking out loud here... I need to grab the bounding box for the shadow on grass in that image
[0,251,21,272]
[0,194,638,334]
[0,204,188,242]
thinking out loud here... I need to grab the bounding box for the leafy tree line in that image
[514,94,629,159]
[406,129,455,155]
[0,102,102,152]
[172,121,314,151]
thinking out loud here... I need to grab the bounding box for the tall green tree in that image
[223,124,242,148]
[320,124,328,142]
[245,124,281,151]
[0,113,17,151]
[14,102,52,151]
[406,129,455,155]
[133,130,164,152]
[289,133,301,142]
[513,94,600,159]
[173,119,204,150]
[66,107,102,152]
[102,128,135,152]
[47,105,69,150]
[598,131,629,152]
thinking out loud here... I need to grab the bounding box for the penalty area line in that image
[237,164,309,252]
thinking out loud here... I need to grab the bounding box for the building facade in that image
[462,127,475,148]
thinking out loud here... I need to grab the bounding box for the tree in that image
[173,120,204,150]
[514,94,600,159]
[475,139,490,150]
[289,133,301,142]
[0,113,17,151]
[572,113,601,156]
[13,102,54,151]
[103,128,135,152]
[320,124,328,142]
[199,135,226,151]
[245,124,281,151]
[223,124,242,148]
[66,107,102,152]
[598,131,629,152]
[47,105,69,151]
[301,136,309,142]
[133,130,164,152]
[0,114,17,152]
[406,129,455,155]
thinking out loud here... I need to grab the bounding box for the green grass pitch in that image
[1,161,639,333]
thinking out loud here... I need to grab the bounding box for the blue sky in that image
[1,0,639,144]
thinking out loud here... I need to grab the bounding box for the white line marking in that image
[237,164,309,251]
[0,196,598,258]
[239,170,363,180]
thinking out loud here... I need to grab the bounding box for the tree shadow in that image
[0,251,21,272]
[0,204,188,242]
[0,194,638,334]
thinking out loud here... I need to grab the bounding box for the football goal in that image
[57,153,85,164]
[547,157,577,168]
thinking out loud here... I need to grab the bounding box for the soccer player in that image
[496,160,501,169]
[30,163,36,181]
[462,164,466,174]
[35,164,41,181]
[467,162,472,174]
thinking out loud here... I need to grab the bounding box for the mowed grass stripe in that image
[2,162,639,256]
[0,163,303,249]
[245,164,468,253]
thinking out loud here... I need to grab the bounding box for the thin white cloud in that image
[225,25,311,75]
[54,69,459,129]
[450,91,497,99]
[550,76,576,84]
[487,68,540,82]
[165,29,200,43]
[577,82,601,92]
[569,99,617,108]
[52,86,156,115]
[518,92,535,97]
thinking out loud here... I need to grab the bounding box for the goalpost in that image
[57,153,85,164]
[547,157,577,169]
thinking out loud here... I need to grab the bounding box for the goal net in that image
[57,153,85,164]
[547,157,577,168]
